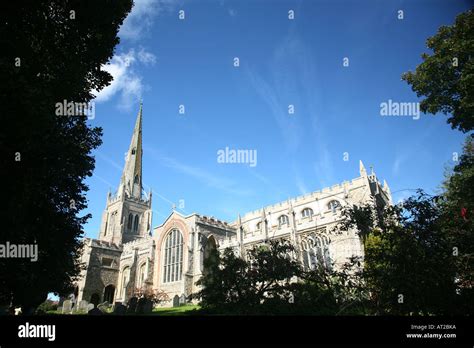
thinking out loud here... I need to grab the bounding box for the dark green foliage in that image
[195,187,471,315]
[402,10,474,132]
[36,299,58,314]
[362,193,460,315]
[0,0,132,312]
[194,240,302,314]
[194,240,367,315]
[439,135,474,313]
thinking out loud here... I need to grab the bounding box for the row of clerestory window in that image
[257,200,342,229]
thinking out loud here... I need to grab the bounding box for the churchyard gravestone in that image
[98,301,110,312]
[143,299,153,313]
[113,303,127,315]
[173,295,180,307]
[136,298,153,314]
[61,300,72,314]
[78,300,89,312]
[127,297,138,313]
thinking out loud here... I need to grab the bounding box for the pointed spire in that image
[118,103,143,200]
[383,179,393,204]
[359,160,367,177]
[383,179,391,193]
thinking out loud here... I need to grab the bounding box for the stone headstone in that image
[127,297,138,313]
[179,294,186,306]
[98,301,110,312]
[86,303,95,312]
[136,298,153,314]
[78,300,89,311]
[143,300,153,313]
[113,303,127,315]
[61,300,72,314]
[172,295,180,307]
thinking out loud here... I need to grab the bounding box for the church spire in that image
[118,103,143,200]
[359,160,367,177]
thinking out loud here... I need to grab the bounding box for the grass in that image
[151,304,201,316]
[42,304,201,315]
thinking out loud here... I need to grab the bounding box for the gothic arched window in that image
[162,229,183,283]
[127,213,133,231]
[121,267,130,299]
[302,208,313,219]
[301,235,331,270]
[137,263,147,289]
[133,215,139,232]
[278,215,289,226]
[328,200,341,213]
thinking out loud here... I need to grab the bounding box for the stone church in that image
[75,104,392,308]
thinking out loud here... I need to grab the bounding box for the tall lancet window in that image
[133,215,139,233]
[137,262,147,289]
[127,213,133,231]
[301,234,331,270]
[121,267,130,299]
[163,229,183,283]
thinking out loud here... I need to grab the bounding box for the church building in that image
[75,104,392,307]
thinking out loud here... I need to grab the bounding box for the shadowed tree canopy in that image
[0,0,132,312]
[402,9,474,132]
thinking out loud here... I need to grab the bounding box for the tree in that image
[291,257,369,315]
[402,9,474,132]
[0,0,132,313]
[194,239,368,315]
[440,135,474,312]
[133,286,170,306]
[194,240,301,314]
[338,193,461,315]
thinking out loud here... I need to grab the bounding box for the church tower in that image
[98,103,152,245]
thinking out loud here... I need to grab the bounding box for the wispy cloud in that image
[95,151,124,172]
[145,146,254,196]
[119,0,176,41]
[94,151,186,214]
[392,155,404,176]
[92,48,156,110]
[246,31,335,187]
[247,169,287,197]
[93,0,172,110]
[313,146,335,189]
[246,68,301,153]
[92,173,115,188]
[295,174,308,195]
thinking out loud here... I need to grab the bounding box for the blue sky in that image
[83,0,472,238]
